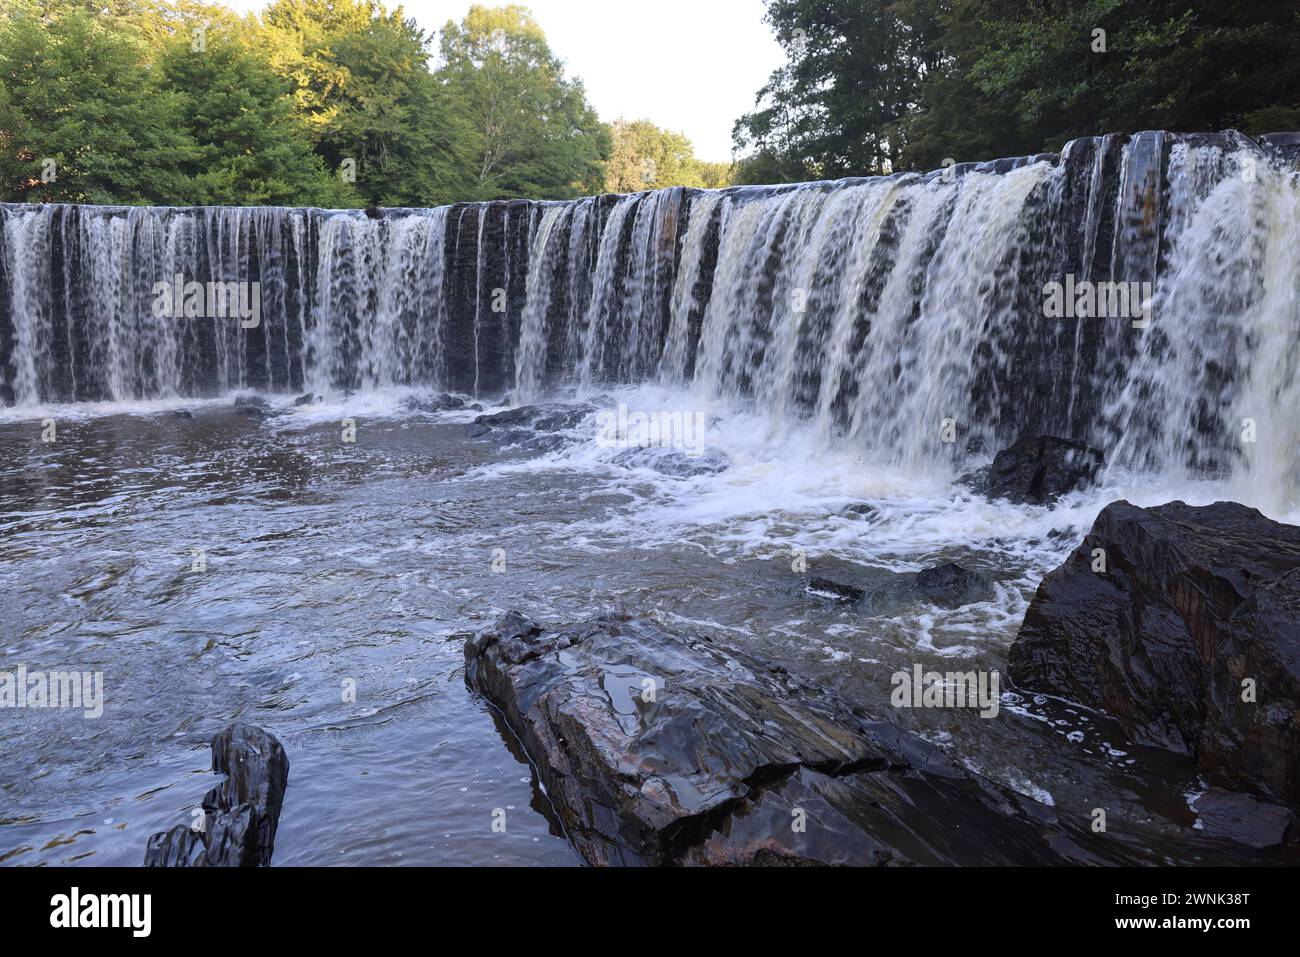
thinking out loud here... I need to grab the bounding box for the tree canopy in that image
[604,118,731,193]
[0,0,721,206]
[734,0,1300,181]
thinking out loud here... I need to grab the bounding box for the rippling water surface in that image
[1,386,1290,866]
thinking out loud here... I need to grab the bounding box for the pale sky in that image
[222,0,787,162]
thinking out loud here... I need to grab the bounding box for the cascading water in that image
[2,131,1297,507]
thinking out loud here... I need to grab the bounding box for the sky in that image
[222,0,787,162]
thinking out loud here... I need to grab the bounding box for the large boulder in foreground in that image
[465,612,1155,866]
[1008,500,1300,810]
[145,723,290,867]
[966,435,1104,504]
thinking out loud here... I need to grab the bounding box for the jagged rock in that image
[293,392,318,407]
[472,402,595,433]
[965,435,1104,504]
[840,503,878,521]
[144,723,290,867]
[142,825,206,866]
[1192,789,1299,850]
[401,392,466,413]
[464,611,1148,866]
[804,563,992,611]
[468,402,596,452]
[1008,500,1300,808]
[806,577,865,603]
[915,562,994,608]
[612,447,730,477]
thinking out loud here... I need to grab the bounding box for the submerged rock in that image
[1192,789,1298,850]
[167,410,194,420]
[839,503,879,521]
[144,723,290,867]
[915,562,994,608]
[612,447,730,477]
[965,435,1104,504]
[464,611,1149,866]
[473,402,595,433]
[468,402,596,452]
[806,577,865,603]
[233,394,268,409]
[804,562,993,612]
[1008,500,1300,809]
[401,392,466,413]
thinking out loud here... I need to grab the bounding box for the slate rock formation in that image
[144,723,290,867]
[466,402,597,452]
[1008,500,1300,811]
[965,435,1104,505]
[465,611,1170,866]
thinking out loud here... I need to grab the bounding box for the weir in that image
[2,130,1298,500]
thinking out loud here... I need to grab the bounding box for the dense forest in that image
[733,0,1300,183]
[0,0,726,205]
[1,0,1298,204]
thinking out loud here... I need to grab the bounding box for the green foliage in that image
[0,0,612,206]
[604,118,729,192]
[260,0,469,206]
[0,6,197,203]
[736,0,1300,178]
[158,30,357,205]
[436,5,609,200]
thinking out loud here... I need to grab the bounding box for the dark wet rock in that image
[293,392,318,407]
[473,402,595,433]
[233,394,268,409]
[964,435,1104,504]
[804,562,993,612]
[167,410,194,420]
[234,406,270,419]
[401,391,466,413]
[612,447,730,477]
[144,723,290,867]
[1192,789,1299,850]
[141,825,206,866]
[806,577,865,603]
[1008,500,1300,809]
[468,402,596,452]
[840,503,878,521]
[464,611,1157,866]
[915,562,994,609]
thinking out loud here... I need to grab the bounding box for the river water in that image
[3,383,1290,866]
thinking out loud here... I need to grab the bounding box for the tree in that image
[733,0,939,181]
[0,6,197,203]
[259,0,470,206]
[436,5,609,200]
[157,28,356,206]
[735,1,1300,178]
[604,118,727,192]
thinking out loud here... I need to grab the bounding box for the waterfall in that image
[2,130,1297,506]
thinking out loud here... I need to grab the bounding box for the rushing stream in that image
[1,130,1298,865]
